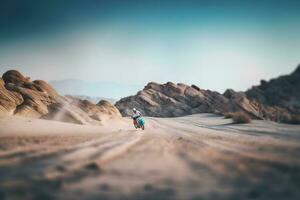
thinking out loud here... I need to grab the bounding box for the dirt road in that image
[0,114,300,200]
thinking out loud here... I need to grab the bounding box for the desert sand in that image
[0,114,300,200]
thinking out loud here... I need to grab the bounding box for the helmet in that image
[133,108,137,112]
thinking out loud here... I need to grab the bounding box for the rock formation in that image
[116,65,300,124]
[2,65,299,124]
[0,70,121,124]
[245,65,300,123]
[115,81,257,118]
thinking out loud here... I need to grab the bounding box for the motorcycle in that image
[132,116,145,130]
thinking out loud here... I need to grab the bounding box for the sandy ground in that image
[0,114,300,200]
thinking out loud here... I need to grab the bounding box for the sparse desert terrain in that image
[1,1,300,200]
[0,114,299,200]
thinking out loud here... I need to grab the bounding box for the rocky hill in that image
[0,70,121,124]
[2,66,299,124]
[245,65,300,122]
[116,82,262,119]
[116,65,300,124]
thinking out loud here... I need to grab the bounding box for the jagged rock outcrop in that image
[0,70,121,124]
[115,65,300,124]
[116,82,254,118]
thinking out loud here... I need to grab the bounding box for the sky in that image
[0,0,299,98]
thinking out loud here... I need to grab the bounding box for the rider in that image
[132,108,142,127]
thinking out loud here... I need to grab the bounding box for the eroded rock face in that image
[0,70,121,124]
[115,82,264,119]
[1,70,57,117]
[0,78,23,114]
[115,65,300,123]
[116,82,233,117]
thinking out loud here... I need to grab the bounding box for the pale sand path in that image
[0,114,300,200]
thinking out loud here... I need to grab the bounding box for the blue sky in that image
[0,0,299,98]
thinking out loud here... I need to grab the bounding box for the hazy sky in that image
[0,0,299,96]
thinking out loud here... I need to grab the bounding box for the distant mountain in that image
[116,65,300,124]
[49,79,143,99]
